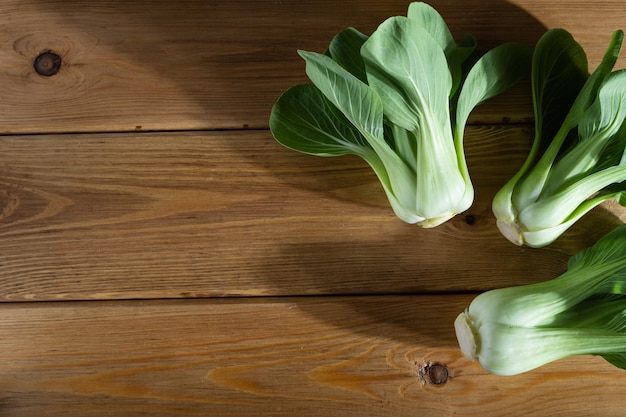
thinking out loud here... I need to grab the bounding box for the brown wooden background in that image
[1,1,625,415]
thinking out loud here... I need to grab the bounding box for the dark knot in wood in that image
[419,361,450,385]
[426,363,449,384]
[34,51,62,76]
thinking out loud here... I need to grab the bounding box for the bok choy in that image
[455,223,626,376]
[270,2,531,227]
[492,28,626,247]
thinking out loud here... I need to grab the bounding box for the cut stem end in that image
[454,312,478,361]
[496,218,524,246]
[417,212,457,228]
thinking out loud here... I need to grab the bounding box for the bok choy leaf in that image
[270,2,531,227]
[492,28,626,247]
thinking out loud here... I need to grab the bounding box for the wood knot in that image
[0,190,20,220]
[465,214,476,225]
[34,51,62,76]
[419,361,449,385]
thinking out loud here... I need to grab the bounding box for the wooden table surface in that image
[1,1,625,415]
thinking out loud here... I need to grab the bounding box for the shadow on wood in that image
[2,0,547,133]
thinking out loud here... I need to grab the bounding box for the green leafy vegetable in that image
[270,2,531,227]
[455,223,626,376]
[492,28,626,247]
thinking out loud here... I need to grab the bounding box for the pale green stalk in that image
[455,224,626,376]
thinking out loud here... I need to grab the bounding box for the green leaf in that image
[533,29,589,155]
[597,105,626,171]
[298,50,384,141]
[297,49,420,222]
[505,30,590,211]
[269,84,376,158]
[360,16,452,133]
[616,190,626,206]
[547,29,624,159]
[504,29,624,231]
[455,42,532,139]
[579,70,626,145]
[540,70,626,196]
[568,223,626,272]
[407,2,476,96]
[548,295,626,329]
[327,27,369,84]
[447,34,478,99]
[406,2,454,51]
[600,352,626,370]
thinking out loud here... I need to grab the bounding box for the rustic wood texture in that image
[2,128,624,301]
[1,0,626,415]
[3,296,626,417]
[0,0,624,134]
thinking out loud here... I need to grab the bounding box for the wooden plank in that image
[1,1,625,415]
[2,129,624,301]
[1,295,625,417]
[0,0,624,133]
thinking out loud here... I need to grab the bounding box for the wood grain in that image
[2,128,623,301]
[2,1,626,415]
[1,295,625,417]
[0,0,624,134]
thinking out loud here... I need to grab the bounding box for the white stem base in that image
[496,218,524,246]
[417,211,456,228]
[454,311,478,361]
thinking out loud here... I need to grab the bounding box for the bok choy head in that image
[455,223,626,376]
[492,28,626,247]
[270,2,531,227]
